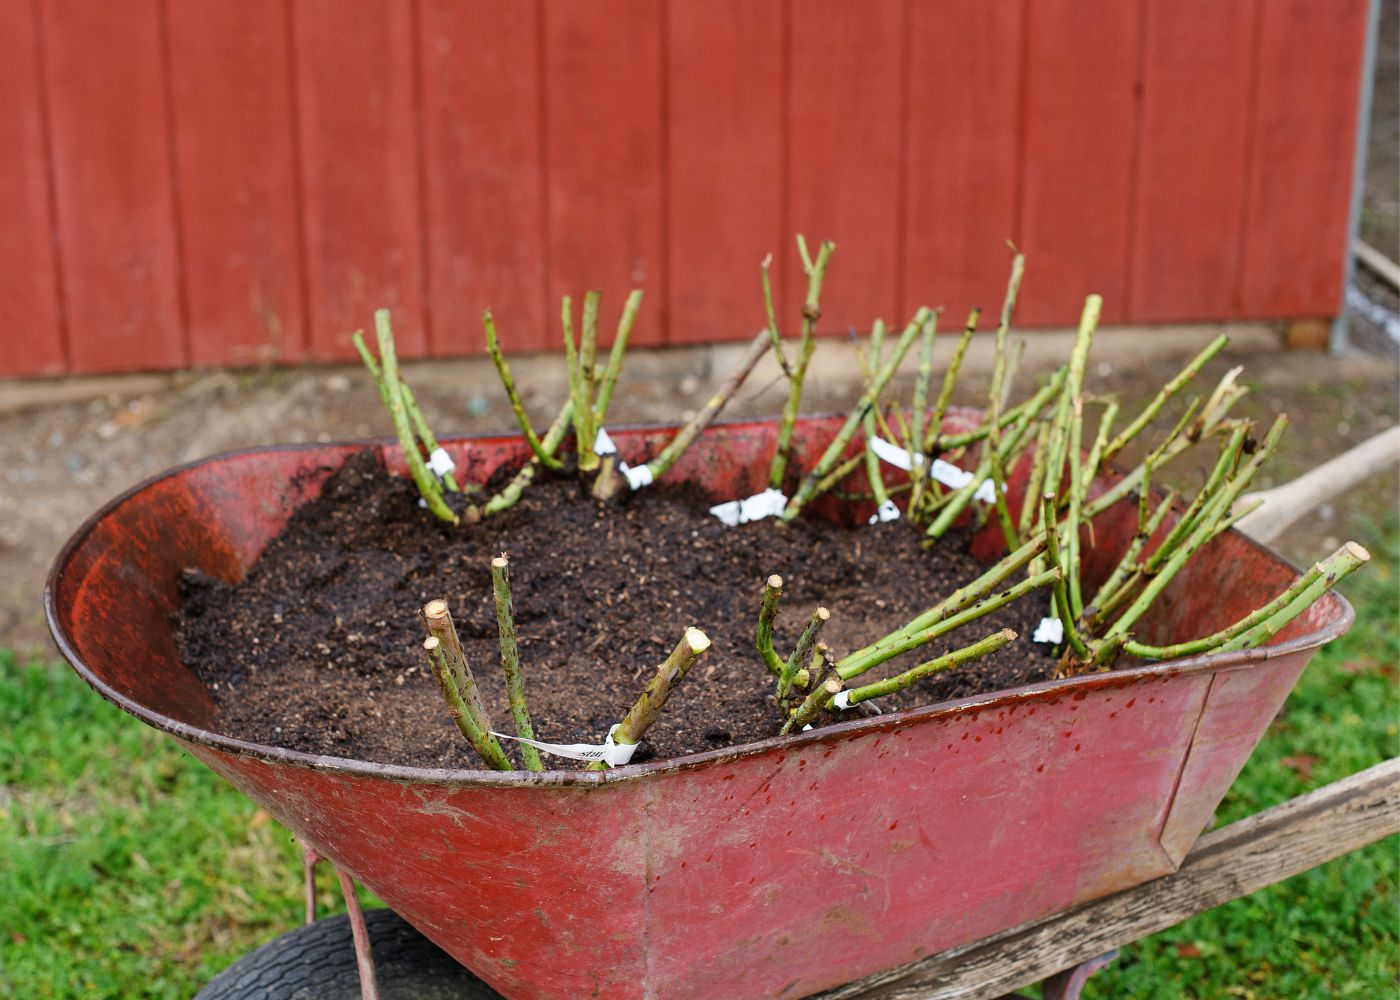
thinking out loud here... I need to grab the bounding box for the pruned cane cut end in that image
[684,627,712,654]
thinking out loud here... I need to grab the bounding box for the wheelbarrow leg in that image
[334,865,380,1000]
[298,837,319,925]
[294,836,378,1000]
[1038,950,1117,1000]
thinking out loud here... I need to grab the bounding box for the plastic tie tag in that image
[492,723,638,768]
[594,427,652,491]
[592,428,618,456]
[870,437,998,503]
[427,448,456,477]
[1033,617,1064,644]
[623,464,653,489]
[710,488,788,527]
[831,690,881,714]
[868,435,916,472]
[868,499,900,524]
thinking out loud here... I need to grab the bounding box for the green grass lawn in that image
[3,527,1396,999]
[1,654,304,998]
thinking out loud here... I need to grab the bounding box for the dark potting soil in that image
[172,451,1056,769]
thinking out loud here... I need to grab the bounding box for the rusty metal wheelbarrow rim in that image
[44,422,1354,790]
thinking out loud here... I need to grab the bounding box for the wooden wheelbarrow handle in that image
[1235,426,1400,544]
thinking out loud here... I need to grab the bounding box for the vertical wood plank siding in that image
[1241,0,1371,318]
[902,0,1023,327]
[1130,0,1260,322]
[2,0,1371,375]
[1016,0,1143,326]
[420,0,547,354]
[544,0,665,346]
[666,0,784,345]
[786,0,905,333]
[165,0,306,365]
[293,0,426,360]
[0,0,65,376]
[39,0,185,373]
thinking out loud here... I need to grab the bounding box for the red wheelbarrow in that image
[45,413,1354,999]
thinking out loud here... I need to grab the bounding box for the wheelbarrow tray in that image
[46,412,1351,1000]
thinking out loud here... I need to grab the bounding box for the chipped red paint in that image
[46,413,1351,1000]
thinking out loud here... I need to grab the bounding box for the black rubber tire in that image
[194,909,502,999]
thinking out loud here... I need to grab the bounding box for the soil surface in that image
[172,451,1053,769]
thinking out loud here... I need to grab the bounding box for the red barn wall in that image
[0,0,1371,377]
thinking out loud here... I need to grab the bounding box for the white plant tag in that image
[709,488,788,527]
[936,460,998,503]
[868,499,900,524]
[623,463,653,489]
[931,458,971,492]
[492,724,638,768]
[1033,617,1064,644]
[870,437,998,503]
[426,447,456,477]
[593,427,653,491]
[830,690,881,714]
[868,435,914,471]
